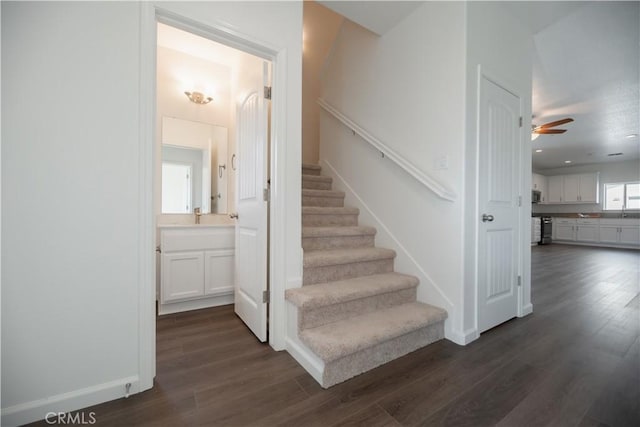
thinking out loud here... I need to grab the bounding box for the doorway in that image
[155,20,272,333]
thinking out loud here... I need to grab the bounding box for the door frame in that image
[138,4,289,392]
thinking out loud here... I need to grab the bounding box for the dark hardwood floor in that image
[28,244,639,426]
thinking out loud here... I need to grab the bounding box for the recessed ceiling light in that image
[564,160,572,164]
[625,134,638,139]
[535,149,543,153]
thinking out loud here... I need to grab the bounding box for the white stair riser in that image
[302,195,345,208]
[302,213,358,227]
[303,259,394,285]
[298,288,417,330]
[302,234,374,251]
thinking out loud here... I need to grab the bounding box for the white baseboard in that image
[551,241,639,250]
[158,293,233,315]
[520,303,533,317]
[285,337,324,386]
[1,376,140,427]
[446,328,479,345]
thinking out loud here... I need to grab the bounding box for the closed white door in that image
[478,76,521,333]
[234,62,270,342]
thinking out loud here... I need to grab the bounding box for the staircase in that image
[286,163,448,388]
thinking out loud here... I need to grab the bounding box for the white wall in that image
[464,1,534,335]
[1,1,302,425]
[319,1,534,343]
[319,2,468,341]
[2,2,141,424]
[302,1,343,164]
[533,160,640,214]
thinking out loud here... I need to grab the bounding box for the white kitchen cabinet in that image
[547,176,563,203]
[532,173,547,202]
[552,218,639,248]
[554,218,576,241]
[545,173,599,204]
[599,219,640,246]
[575,219,599,242]
[159,225,235,314]
[563,174,599,203]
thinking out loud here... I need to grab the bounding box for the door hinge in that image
[519,116,523,128]
[263,188,270,202]
[518,195,522,207]
[264,86,272,100]
[262,289,270,303]
[517,275,522,287]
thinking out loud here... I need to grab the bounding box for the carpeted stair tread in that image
[299,302,447,363]
[302,226,376,238]
[286,273,418,309]
[302,189,345,198]
[304,247,395,268]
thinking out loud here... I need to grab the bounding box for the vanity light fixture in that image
[184,91,213,105]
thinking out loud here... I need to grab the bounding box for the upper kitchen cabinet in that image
[545,173,599,204]
[532,173,547,202]
[563,173,599,203]
[547,175,563,203]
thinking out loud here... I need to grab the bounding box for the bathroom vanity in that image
[157,224,235,315]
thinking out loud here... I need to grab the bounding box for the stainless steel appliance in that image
[540,216,552,245]
[532,190,541,204]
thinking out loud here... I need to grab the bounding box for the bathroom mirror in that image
[161,117,229,214]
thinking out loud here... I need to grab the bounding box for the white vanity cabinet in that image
[159,225,235,314]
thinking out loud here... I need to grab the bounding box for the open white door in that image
[234,62,270,342]
[478,75,522,333]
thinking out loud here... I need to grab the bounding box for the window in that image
[604,182,640,210]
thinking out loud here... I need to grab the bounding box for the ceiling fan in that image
[532,118,574,135]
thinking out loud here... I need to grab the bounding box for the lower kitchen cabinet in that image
[554,219,576,241]
[600,224,640,246]
[552,218,640,249]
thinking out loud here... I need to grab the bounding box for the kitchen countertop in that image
[532,212,640,219]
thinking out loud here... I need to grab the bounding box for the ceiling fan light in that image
[531,133,540,141]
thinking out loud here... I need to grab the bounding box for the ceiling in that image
[504,1,639,171]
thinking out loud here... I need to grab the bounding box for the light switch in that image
[435,155,449,170]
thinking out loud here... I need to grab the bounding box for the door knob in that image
[482,214,494,222]
[229,213,238,219]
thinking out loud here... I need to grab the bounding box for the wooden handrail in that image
[317,98,456,202]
